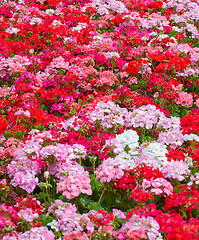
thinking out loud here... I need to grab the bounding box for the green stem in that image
[98,187,106,205]
[14,116,19,132]
[49,164,52,196]
[140,128,146,144]
[46,187,51,203]
[43,188,46,203]
[93,158,96,175]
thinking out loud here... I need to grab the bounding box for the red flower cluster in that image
[113,172,136,190]
[150,1,163,9]
[164,185,199,215]
[14,196,41,216]
[130,165,163,183]
[181,113,199,134]
[166,149,186,161]
[156,213,199,240]
[89,209,115,226]
[0,115,8,134]
[128,189,155,203]
[46,0,61,7]
[125,59,147,75]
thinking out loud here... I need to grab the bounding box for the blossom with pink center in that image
[175,91,193,107]
[18,208,39,222]
[142,178,173,196]
[161,160,190,181]
[95,157,129,183]
[56,162,92,199]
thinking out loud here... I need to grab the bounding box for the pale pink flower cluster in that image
[103,51,120,59]
[72,65,98,81]
[96,70,119,87]
[7,148,40,193]
[0,86,10,98]
[10,171,39,194]
[142,178,173,196]
[133,155,157,168]
[112,209,126,219]
[177,67,199,77]
[117,71,128,79]
[93,0,128,15]
[188,173,199,187]
[40,142,86,164]
[16,227,55,240]
[46,200,76,217]
[61,116,82,131]
[157,115,184,148]
[0,57,7,78]
[175,91,193,107]
[128,104,164,129]
[56,162,92,199]
[40,144,69,163]
[7,129,88,194]
[95,157,129,182]
[7,55,32,73]
[163,0,199,38]
[139,12,169,30]
[157,130,184,149]
[21,140,41,157]
[34,71,49,86]
[14,110,30,118]
[58,212,94,235]
[47,200,94,236]
[5,27,20,34]
[71,144,87,159]
[18,208,39,222]
[161,160,191,181]
[157,115,180,131]
[29,16,42,25]
[102,138,124,154]
[4,137,22,147]
[48,56,69,71]
[120,214,162,240]
[89,101,129,129]
[2,233,20,240]
[107,0,128,13]
[196,98,199,108]
[91,36,115,51]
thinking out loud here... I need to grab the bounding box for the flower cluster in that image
[89,101,129,130]
[120,214,162,240]
[56,162,92,199]
[0,0,198,238]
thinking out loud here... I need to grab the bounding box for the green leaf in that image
[87,202,102,211]
[0,161,5,166]
[39,214,54,226]
[39,182,52,189]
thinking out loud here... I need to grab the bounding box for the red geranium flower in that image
[0,115,8,134]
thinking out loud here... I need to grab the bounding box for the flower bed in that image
[0,0,199,239]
